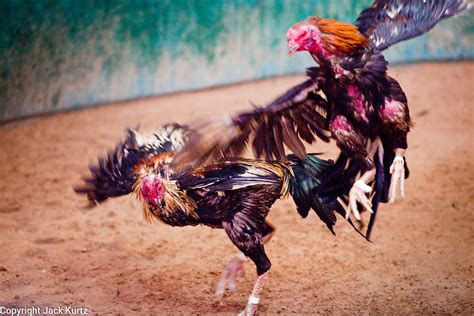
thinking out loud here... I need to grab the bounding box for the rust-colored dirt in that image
[0,62,473,315]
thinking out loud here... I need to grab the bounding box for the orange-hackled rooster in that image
[174,0,471,239]
[75,124,363,315]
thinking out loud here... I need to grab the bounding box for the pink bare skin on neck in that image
[141,175,165,205]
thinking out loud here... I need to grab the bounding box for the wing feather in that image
[74,124,190,206]
[356,0,471,51]
[281,116,306,158]
[292,111,316,144]
[272,120,286,160]
[173,68,332,169]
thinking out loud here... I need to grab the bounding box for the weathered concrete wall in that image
[1,0,472,121]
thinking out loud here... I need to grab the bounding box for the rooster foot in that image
[238,271,269,316]
[238,298,259,316]
[215,253,246,297]
[346,179,373,221]
[389,155,405,203]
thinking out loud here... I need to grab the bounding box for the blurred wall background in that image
[1,0,472,121]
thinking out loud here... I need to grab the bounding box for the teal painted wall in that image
[1,0,473,121]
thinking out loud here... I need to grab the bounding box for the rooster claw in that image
[346,179,373,221]
[238,296,260,316]
[238,304,258,316]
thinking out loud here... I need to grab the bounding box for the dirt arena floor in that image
[0,62,473,315]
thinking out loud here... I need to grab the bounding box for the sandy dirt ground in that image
[0,62,473,315]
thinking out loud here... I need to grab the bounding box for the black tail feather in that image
[288,154,338,232]
[366,147,385,241]
[288,154,365,238]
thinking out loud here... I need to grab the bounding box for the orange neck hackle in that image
[289,16,369,57]
[309,17,369,54]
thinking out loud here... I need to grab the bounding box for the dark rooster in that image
[174,0,471,238]
[75,124,362,316]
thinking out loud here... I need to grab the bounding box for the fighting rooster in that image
[75,124,361,315]
[174,0,471,236]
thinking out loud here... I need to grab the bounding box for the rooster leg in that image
[222,216,272,315]
[216,221,275,296]
[389,148,406,203]
[345,139,381,221]
[239,271,270,316]
[215,252,247,296]
[238,245,271,316]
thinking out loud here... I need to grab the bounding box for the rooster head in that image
[133,168,197,222]
[140,174,166,206]
[287,19,323,57]
[287,16,368,59]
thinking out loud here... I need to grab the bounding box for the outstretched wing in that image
[126,123,190,155]
[177,159,285,192]
[74,123,191,206]
[173,67,332,169]
[73,141,140,206]
[356,0,471,51]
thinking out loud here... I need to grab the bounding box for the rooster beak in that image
[288,44,298,57]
